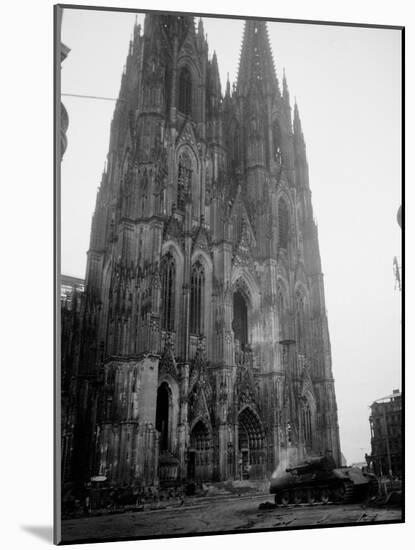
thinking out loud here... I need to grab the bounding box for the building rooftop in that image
[371,389,401,405]
[61,274,84,285]
[61,274,85,301]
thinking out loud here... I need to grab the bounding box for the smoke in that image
[271,446,299,479]
[271,455,289,479]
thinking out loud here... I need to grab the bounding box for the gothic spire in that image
[210,50,222,96]
[197,17,204,37]
[282,68,292,127]
[293,100,304,140]
[197,17,208,53]
[237,20,279,97]
[282,68,290,105]
[293,100,309,189]
[134,14,140,38]
[225,72,231,98]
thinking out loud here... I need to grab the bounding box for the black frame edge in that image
[54,3,63,546]
[56,3,404,30]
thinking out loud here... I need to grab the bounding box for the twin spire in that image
[237,20,278,96]
[137,15,304,132]
[236,20,304,135]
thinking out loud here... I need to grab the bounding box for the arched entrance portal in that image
[233,290,248,349]
[238,408,265,479]
[156,382,170,451]
[188,420,212,481]
[156,381,180,483]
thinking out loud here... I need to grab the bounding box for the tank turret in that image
[285,456,329,475]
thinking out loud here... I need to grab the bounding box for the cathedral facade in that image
[63,14,341,490]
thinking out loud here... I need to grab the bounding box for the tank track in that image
[274,479,355,507]
[335,479,354,504]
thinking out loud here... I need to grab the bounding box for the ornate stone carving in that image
[236,364,259,411]
[159,338,178,381]
[192,226,211,254]
[177,121,197,151]
[163,215,184,246]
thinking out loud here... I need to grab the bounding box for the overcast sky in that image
[61,8,401,465]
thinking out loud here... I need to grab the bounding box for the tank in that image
[270,456,378,505]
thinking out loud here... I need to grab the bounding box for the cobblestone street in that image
[61,493,402,544]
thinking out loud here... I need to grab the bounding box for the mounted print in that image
[55,4,403,545]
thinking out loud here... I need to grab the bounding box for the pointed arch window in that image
[295,290,305,352]
[177,151,192,211]
[232,290,248,349]
[161,253,175,331]
[302,402,312,446]
[141,170,149,218]
[156,382,171,451]
[272,120,283,167]
[190,261,205,335]
[278,199,289,250]
[277,285,286,313]
[277,283,287,339]
[164,67,172,112]
[229,119,241,169]
[178,66,192,115]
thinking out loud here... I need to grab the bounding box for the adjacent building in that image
[61,14,341,492]
[369,389,402,478]
[61,275,84,482]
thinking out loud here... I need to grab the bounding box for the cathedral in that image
[61,13,341,492]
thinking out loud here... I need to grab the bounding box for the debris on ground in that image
[316,514,330,524]
[258,501,276,510]
[384,491,403,506]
